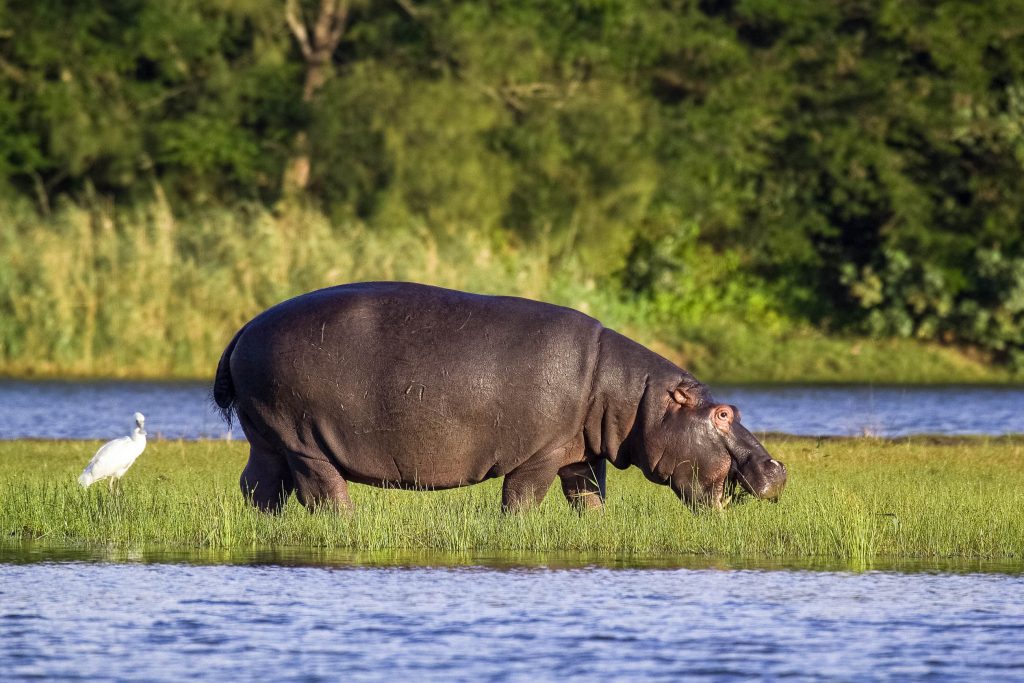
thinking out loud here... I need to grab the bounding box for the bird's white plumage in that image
[79,413,147,488]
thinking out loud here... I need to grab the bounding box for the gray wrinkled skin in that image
[214,282,786,513]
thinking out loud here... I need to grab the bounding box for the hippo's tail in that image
[212,323,247,427]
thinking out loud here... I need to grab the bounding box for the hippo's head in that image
[644,382,786,508]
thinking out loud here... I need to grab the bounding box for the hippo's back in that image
[227,282,603,487]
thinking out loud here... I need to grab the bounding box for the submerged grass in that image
[1,437,1022,564]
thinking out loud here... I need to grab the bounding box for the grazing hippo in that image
[213,282,785,513]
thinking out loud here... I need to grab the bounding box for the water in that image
[0,380,1022,439]
[715,384,1024,437]
[0,380,229,440]
[1,551,1022,681]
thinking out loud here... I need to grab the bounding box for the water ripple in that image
[2,563,1022,680]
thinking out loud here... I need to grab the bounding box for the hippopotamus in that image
[213,282,785,513]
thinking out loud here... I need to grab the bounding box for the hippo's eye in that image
[718,410,729,420]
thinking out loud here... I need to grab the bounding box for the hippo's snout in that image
[759,459,787,501]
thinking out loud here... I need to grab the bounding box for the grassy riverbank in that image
[2,438,1022,564]
[0,201,1016,384]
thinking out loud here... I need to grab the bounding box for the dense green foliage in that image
[1,1,1023,371]
[2,437,1023,564]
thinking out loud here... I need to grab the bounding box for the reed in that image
[0,199,1012,383]
[0,199,560,379]
[1,437,1022,563]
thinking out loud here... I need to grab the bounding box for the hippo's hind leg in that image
[241,446,294,513]
[558,460,605,512]
[287,451,353,513]
[237,413,295,512]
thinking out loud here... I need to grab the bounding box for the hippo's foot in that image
[297,486,354,514]
[240,468,294,514]
[242,480,293,514]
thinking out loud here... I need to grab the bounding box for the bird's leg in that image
[108,478,115,494]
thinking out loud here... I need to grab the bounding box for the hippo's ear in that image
[670,382,702,408]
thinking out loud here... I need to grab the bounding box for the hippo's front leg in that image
[558,461,605,512]
[501,453,564,513]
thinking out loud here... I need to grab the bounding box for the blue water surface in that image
[0,380,1022,439]
[1,558,1023,681]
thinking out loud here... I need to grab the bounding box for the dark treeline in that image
[2,0,1023,365]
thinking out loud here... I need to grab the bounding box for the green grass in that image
[0,199,1016,384]
[2,437,1022,567]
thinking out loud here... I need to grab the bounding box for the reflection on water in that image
[2,543,1023,576]
[1,546,1023,681]
[0,380,1022,439]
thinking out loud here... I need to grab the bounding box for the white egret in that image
[78,412,147,491]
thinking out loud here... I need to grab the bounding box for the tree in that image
[282,0,351,196]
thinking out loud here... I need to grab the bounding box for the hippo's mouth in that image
[727,460,786,501]
[724,467,782,502]
[719,419,786,501]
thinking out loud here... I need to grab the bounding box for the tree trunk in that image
[282,0,349,197]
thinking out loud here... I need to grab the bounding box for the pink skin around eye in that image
[712,405,733,432]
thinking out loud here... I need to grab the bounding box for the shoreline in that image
[3,539,1022,574]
